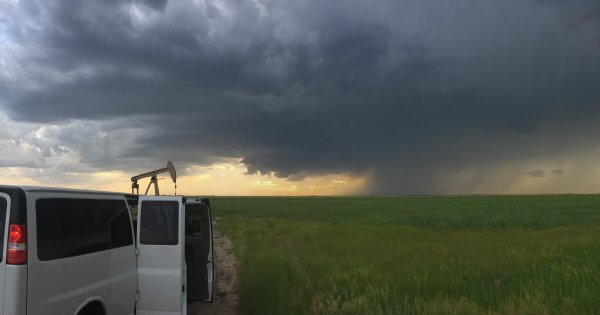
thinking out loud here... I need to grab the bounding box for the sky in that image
[0,0,600,195]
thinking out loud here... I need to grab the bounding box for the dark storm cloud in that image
[1,0,600,193]
[526,170,546,178]
[524,169,564,179]
[534,0,600,27]
[551,170,564,176]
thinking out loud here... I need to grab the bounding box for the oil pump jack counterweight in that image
[131,161,177,195]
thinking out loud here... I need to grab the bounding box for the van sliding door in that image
[185,200,213,302]
[136,196,186,315]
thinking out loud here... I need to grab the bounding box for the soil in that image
[188,222,239,315]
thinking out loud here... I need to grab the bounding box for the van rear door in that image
[136,196,186,315]
[0,193,8,308]
[184,199,213,302]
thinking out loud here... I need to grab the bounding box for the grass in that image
[213,195,600,314]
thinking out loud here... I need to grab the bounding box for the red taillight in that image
[7,224,27,265]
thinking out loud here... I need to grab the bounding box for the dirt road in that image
[188,226,239,315]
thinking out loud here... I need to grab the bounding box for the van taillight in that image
[7,224,27,265]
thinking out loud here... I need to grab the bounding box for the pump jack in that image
[131,161,177,195]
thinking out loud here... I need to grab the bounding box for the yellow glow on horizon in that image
[0,160,368,196]
[171,160,367,196]
[0,168,40,186]
[92,171,127,178]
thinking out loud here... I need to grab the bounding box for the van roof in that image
[0,185,129,196]
[0,185,191,200]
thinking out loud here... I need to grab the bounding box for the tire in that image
[77,302,105,315]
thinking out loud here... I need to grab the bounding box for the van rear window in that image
[36,198,133,261]
[0,198,6,262]
[139,201,179,245]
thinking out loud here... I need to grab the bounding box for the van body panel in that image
[136,196,185,315]
[26,191,136,315]
[0,193,8,313]
[107,245,138,314]
[1,189,28,315]
[3,265,27,315]
[184,200,213,302]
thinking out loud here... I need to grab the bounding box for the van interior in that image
[185,201,213,301]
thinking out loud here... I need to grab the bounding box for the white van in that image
[0,185,213,315]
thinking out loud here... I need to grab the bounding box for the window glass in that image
[36,198,133,261]
[110,208,134,248]
[185,204,209,238]
[140,201,179,245]
[0,198,7,262]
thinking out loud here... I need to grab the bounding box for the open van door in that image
[184,199,213,302]
[136,196,187,315]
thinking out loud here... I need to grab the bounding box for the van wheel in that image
[78,301,105,315]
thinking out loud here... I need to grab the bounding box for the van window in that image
[139,201,179,245]
[0,197,6,262]
[110,208,135,248]
[185,204,210,238]
[36,198,133,261]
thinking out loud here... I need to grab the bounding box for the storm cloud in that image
[1,0,600,194]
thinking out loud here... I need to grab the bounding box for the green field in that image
[213,195,600,314]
